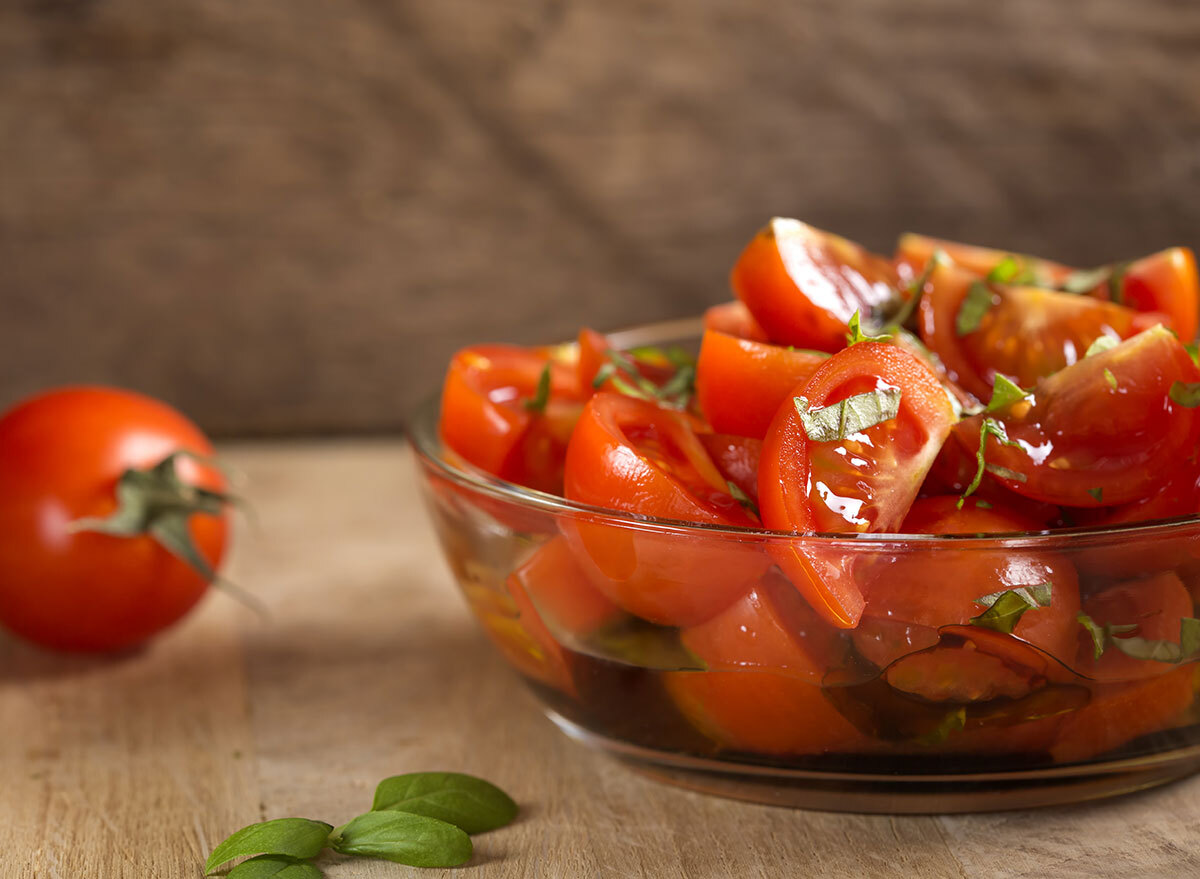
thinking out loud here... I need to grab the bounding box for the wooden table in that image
[4,440,1199,878]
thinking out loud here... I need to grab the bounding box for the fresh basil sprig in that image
[205,772,517,876]
[371,772,518,835]
[957,417,1026,508]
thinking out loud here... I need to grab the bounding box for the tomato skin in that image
[695,329,827,439]
[952,326,1200,508]
[759,342,956,628]
[0,387,228,652]
[439,344,582,494]
[562,393,766,626]
[702,300,769,342]
[732,218,899,351]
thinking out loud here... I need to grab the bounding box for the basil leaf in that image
[1104,368,1118,389]
[1185,342,1199,368]
[372,772,517,835]
[845,310,891,346]
[523,364,552,413]
[726,480,759,518]
[956,281,995,336]
[1060,265,1110,295]
[591,362,617,388]
[917,706,967,745]
[970,584,1052,634]
[1108,617,1200,664]
[985,375,1030,412]
[206,819,332,874]
[227,855,322,879]
[958,417,1026,507]
[795,388,902,443]
[885,251,942,331]
[1108,261,1130,304]
[1084,335,1119,358]
[330,811,472,868]
[1169,381,1200,408]
[986,254,1022,284]
[1087,486,1104,502]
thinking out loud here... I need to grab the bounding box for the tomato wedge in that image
[562,393,765,626]
[1088,248,1200,343]
[895,232,1073,287]
[698,433,762,508]
[759,342,956,627]
[953,326,1200,508]
[696,329,827,439]
[918,261,1160,399]
[439,344,583,493]
[703,300,769,342]
[732,218,899,351]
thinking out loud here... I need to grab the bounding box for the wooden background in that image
[2,0,1199,435]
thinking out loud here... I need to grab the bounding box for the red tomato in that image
[759,342,956,628]
[918,261,1160,399]
[665,570,868,754]
[952,326,1200,508]
[1109,248,1200,342]
[695,329,827,439]
[697,433,762,508]
[562,393,766,626]
[732,218,899,351]
[1050,666,1196,763]
[1075,572,1195,682]
[895,232,1074,287]
[0,387,228,651]
[854,497,1082,700]
[702,300,769,342]
[439,344,583,494]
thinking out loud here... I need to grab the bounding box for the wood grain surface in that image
[3,1,1199,435]
[2,440,1198,878]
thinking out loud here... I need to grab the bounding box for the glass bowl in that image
[410,319,1200,814]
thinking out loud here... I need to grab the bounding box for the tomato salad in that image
[436,219,1200,765]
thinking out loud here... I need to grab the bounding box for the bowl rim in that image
[410,317,1200,547]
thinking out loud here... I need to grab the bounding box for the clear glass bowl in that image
[411,319,1200,813]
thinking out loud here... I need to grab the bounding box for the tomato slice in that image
[439,344,583,493]
[759,342,956,627]
[575,328,684,397]
[918,261,1159,399]
[952,326,1200,507]
[1075,572,1195,683]
[665,571,868,755]
[697,433,762,508]
[895,232,1073,287]
[1089,248,1200,343]
[702,300,769,342]
[695,329,827,439]
[732,218,899,351]
[562,393,766,626]
[515,537,623,640]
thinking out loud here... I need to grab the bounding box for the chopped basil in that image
[794,387,902,443]
[1087,486,1104,503]
[726,480,759,518]
[985,375,1030,412]
[958,417,1026,507]
[1185,342,1199,367]
[523,364,552,413]
[1104,368,1118,390]
[1079,613,1200,663]
[1169,381,1200,408]
[956,281,995,336]
[845,309,892,346]
[970,584,1053,634]
[1084,335,1119,358]
[1060,265,1111,295]
[1107,261,1130,304]
[885,251,944,331]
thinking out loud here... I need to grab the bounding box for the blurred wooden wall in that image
[3,0,1198,435]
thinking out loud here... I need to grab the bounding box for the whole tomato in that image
[0,387,230,651]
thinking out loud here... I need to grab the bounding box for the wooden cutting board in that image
[3,440,1198,878]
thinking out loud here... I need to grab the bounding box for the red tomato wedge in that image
[562,393,765,626]
[732,218,899,351]
[696,329,827,439]
[918,261,1161,399]
[666,571,867,754]
[1075,572,1195,682]
[952,326,1200,508]
[698,433,762,508]
[759,342,957,627]
[439,344,583,494]
[896,232,1073,287]
[703,300,769,342]
[1089,248,1200,343]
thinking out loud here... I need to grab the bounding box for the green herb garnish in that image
[726,480,760,518]
[1107,261,1130,304]
[986,254,1040,285]
[1185,342,1199,368]
[795,387,902,443]
[1104,368,1118,389]
[985,375,1030,412]
[329,812,472,868]
[206,819,333,875]
[970,584,1053,634]
[1087,487,1104,503]
[958,417,1026,508]
[1084,335,1119,358]
[846,309,892,346]
[523,363,552,413]
[1169,381,1200,408]
[371,772,518,835]
[1060,265,1110,295]
[227,856,323,879]
[1078,613,1200,663]
[595,349,695,409]
[956,281,995,336]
